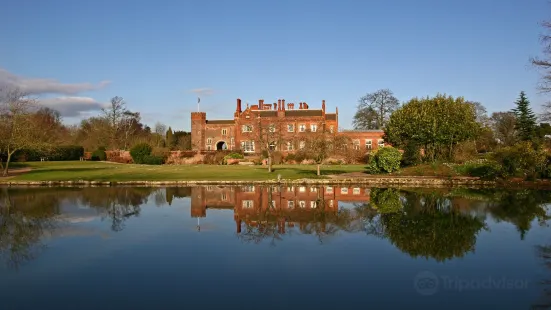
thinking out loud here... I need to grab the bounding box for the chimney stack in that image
[273,102,277,110]
[282,99,285,110]
[299,102,303,109]
[236,98,242,112]
[322,100,325,112]
[278,99,282,111]
[259,99,264,110]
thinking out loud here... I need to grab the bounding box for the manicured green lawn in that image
[2,161,367,181]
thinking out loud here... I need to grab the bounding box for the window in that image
[222,128,228,136]
[299,141,305,150]
[207,138,212,144]
[230,137,235,145]
[329,200,334,208]
[206,186,213,191]
[241,141,255,153]
[365,139,372,150]
[287,186,294,192]
[310,124,317,132]
[341,188,348,194]
[353,188,360,195]
[299,124,306,132]
[242,200,254,208]
[221,193,227,201]
[326,186,333,193]
[269,124,276,133]
[287,142,294,151]
[299,186,306,192]
[242,125,252,132]
[353,139,360,150]
[288,201,295,209]
[287,124,295,132]
[378,139,384,148]
[310,201,317,209]
[206,145,211,150]
[310,187,317,192]
[299,201,306,208]
[269,141,276,151]
[330,126,334,133]
[242,185,255,192]
[271,200,276,208]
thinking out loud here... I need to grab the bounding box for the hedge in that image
[13,145,84,162]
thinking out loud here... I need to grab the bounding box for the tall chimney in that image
[278,99,282,111]
[299,102,303,109]
[303,102,308,109]
[282,99,285,110]
[237,98,242,112]
[273,102,277,110]
[322,100,326,112]
[259,99,263,110]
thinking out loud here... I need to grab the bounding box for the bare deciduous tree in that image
[0,88,58,176]
[354,89,400,130]
[532,16,551,93]
[101,96,127,149]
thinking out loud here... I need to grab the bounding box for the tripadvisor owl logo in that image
[414,271,439,296]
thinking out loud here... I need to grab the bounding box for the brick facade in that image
[191,98,385,153]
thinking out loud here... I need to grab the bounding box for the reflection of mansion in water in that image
[191,185,371,232]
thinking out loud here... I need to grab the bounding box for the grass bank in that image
[0,161,367,182]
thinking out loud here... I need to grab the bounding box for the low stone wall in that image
[0,177,497,188]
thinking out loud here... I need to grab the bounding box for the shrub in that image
[152,147,170,162]
[453,141,478,163]
[13,145,84,161]
[491,142,547,179]
[285,153,296,162]
[272,151,283,165]
[454,159,502,180]
[294,151,310,163]
[130,143,153,164]
[91,149,107,161]
[261,150,269,159]
[366,146,402,174]
[141,155,164,165]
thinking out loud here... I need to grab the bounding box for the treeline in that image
[0,89,190,176]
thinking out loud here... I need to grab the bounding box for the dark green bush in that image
[285,153,296,162]
[13,145,84,161]
[91,149,107,161]
[366,146,402,174]
[454,160,502,180]
[224,152,244,159]
[491,142,547,179]
[130,143,153,164]
[141,155,164,165]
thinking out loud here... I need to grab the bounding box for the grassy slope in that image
[2,161,367,181]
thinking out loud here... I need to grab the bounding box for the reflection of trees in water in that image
[76,187,158,231]
[486,190,551,240]
[0,187,59,270]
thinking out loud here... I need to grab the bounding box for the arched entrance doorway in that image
[216,141,228,150]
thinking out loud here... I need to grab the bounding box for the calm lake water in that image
[1,185,551,309]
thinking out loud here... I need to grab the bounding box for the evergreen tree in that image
[166,127,175,150]
[511,91,537,142]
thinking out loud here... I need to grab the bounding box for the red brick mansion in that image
[191,98,385,154]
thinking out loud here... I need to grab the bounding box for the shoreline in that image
[0,177,499,187]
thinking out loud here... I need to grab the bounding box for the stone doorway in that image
[216,141,228,150]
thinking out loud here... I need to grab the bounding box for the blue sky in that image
[1,0,549,131]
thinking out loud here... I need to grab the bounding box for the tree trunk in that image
[317,164,320,176]
[3,152,12,177]
[268,155,272,173]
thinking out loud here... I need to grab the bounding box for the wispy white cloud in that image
[0,68,110,95]
[189,87,214,96]
[39,96,106,117]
